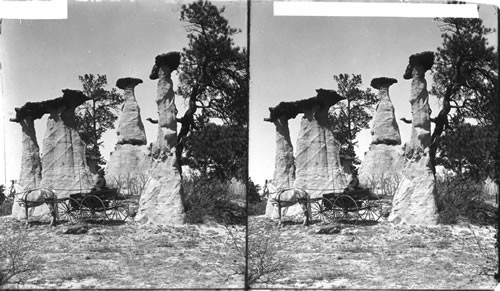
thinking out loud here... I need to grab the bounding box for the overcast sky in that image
[0,0,247,185]
[248,1,497,186]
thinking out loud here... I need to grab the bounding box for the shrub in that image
[0,229,43,286]
[183,175,245,225]
[436,175,496,225]
[0,199,13,217]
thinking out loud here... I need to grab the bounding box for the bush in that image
[183,175,245,225]
[436,175,496,225]
[0,199,13,217]
[248,199,267,216]
[0,229,43,286]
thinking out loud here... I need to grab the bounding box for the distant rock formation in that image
[264,89,347,217]
[116,77,147,145]
[136,52,185,226]
[389,51,438,225]
[106,77,151,188]
[359,77,404,191]
[39,89,93,196]
[370,77,401,145]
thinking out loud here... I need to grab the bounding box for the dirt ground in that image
[0,216,245,289]
[249,215,497,289]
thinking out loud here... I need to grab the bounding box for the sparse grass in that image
[59,268,105,281]
[0,229,43,286]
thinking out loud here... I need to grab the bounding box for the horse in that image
[9,183,59,228]
[262,180,310,227]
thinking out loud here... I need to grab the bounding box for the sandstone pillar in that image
[264,89,347,217]
[389,52,438,225]
[10,112,43,219]
[136,52,185,226]
[359,77,404,191]
[39,89,93,197]
[106,78,151,188]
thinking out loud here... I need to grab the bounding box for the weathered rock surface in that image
[294,100,347,198]
[358,144,404,190]
[389,52,437,225]
[370,77,401,145]
[135,158,185,225]
[403,51,434,158]
[137,52,185,225]
[388,154,438,225]
[39,90,93,197]
[105,144,151,186]
[149,52,181,157]
[116,77,147,145]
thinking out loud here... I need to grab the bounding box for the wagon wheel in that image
[332,195,359,225]
[57,198,80,224]
[80,195,107,224]
[310,198,335,224]
[106,199,129,222]
[358,194,382,222]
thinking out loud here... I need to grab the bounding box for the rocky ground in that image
[0,216,245,289]
[249,215,497,289]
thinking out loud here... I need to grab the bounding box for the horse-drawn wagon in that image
[263,180,385,226]
[309,189,383,224]
[57,188,130,224]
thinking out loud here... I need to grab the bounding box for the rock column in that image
[106,78,151,188]
[389,52,438,225]
[136,52,185,225]
[293,89,347,198]
[39,89,93,196]
[10,111,43,219]
[359,77,404,191]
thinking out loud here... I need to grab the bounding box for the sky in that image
[0,1,497,189]
[0,0,247,186]
[248,1,498,186]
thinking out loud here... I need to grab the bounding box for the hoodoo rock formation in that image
[39,89,93,196]
[115,77,147,145]
[10,104,44,219]
[106,78,151,187]
[264,89,347,217]
[10,90,94,219]
[293,89,348,198]
[389,51,438,225]
[136,52,185,226]
[359,77,404,190]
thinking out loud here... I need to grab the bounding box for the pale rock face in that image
[358,144,404,192]
[294,106,347,198]
[137,52,185,225]
[388,52,437,225]
[135,158,185,225]
[116,84,147,146]
[388,153,438,225]
[39,107,93,197]
[105,144,151,188]
[266,116,296,218]
[371,87,401,145]
[405,60,432,158]
[155,66,177,156]
[11,117,43,219]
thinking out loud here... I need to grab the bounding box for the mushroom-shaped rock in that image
[116,77,143,90]
[115,77,147,145]
[149,52,181,80]
[370,77,401,145]
[370,77,397,90]
[403,51,434,80]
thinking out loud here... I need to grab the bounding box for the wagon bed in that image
[57,188,129,224]
[309,188,383,224]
